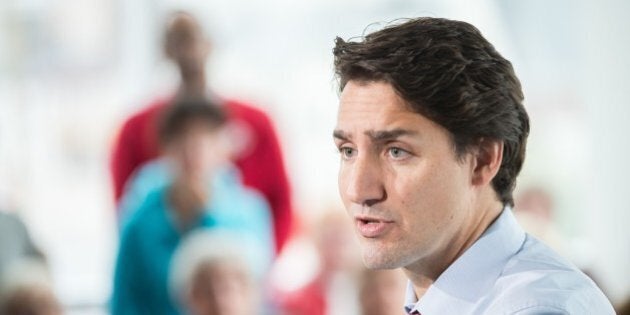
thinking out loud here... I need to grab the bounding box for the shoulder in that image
[132,159,172,188]
[234,185,269,214]
[118,159,171,217]
[120,187,169,236]
[486,236,614,314]
[489,270,613,314]
[215,167,270,212]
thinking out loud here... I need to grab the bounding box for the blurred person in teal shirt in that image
[111,97,273,315]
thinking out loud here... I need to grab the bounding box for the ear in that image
[471,138,503,186]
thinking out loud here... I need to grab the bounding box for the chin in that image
[361,247,402,270]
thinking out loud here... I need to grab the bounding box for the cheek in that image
[390,162,462,224]
[338,164,350,202]
[391,163,437,204]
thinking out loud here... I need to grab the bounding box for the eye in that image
[387,147,410,160]
[339,146,356,160]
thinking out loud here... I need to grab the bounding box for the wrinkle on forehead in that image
[336,82,415,131]
[334,128,419,143]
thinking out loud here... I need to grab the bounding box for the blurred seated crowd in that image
[0,9,628,315]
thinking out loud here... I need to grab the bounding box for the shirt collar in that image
[404,207,526,314]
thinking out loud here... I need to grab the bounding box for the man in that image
[111,98,273,314]
[332,18,614,314]
[110,11,292,253]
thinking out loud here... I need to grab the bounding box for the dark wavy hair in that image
[333,17,529,207]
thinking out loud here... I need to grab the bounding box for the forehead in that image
[166,120,221,146]
[338,80,408,115]
[336,81,429,135]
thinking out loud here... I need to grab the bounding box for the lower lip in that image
[356,220,394,238]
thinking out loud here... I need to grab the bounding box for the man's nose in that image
[344,155,386,207]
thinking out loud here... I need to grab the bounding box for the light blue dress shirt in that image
[404,208,614,315]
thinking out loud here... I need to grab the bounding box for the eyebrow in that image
[366,129,417,142]
[333,128,417,142]
[333,129,350,141]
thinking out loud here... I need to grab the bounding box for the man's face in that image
[334,81,476,270]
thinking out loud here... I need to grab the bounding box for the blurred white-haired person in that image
[170,230,265,315]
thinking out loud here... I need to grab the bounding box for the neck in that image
[404,197,504,300]
[179,69,206,97]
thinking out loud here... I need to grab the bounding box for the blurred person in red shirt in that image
[110,11,293,253]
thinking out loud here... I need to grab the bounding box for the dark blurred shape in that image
[0,259,62,315]
[163,12,210,92]
[617,296,630,315]
[0,212,60,314]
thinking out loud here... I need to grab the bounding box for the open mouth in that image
[355,217,394,238]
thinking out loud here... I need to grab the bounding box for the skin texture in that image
[334,80,503,298]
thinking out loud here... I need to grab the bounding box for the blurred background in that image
[0,0,628,313]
